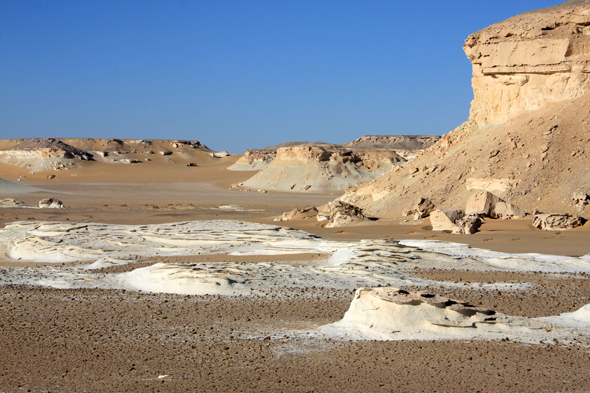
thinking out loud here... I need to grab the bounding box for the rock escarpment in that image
[335,0,590,220]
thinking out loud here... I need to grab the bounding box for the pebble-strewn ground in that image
[2,277,590,392]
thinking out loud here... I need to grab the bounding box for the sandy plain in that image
[1,156,590,392]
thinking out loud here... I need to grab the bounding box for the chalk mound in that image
[321,287,547,341]
[116,263,249,295]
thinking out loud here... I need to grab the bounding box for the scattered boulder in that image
[403,197,436,220]
[274,207,319,222]
[187,162,198,167]
[159,151,172,156]
[120,158,140,164]
[465,191,525,219]
[38,198,65,209]
[430,209,482,234]
[0,198,27,207]
[532,213,584,231]
[47,174,56,180]
[573,192,590,213]
[318,201,368,228]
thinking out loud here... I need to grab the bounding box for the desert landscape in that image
[2,1,590,392]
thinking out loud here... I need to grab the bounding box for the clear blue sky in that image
[0,0,563,153]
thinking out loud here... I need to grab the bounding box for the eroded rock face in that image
[532,213,584,230]
[38,198,65,209]
[318,201,367,228]
[464,2,590,125]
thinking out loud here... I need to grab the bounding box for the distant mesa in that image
[230,135,439,193]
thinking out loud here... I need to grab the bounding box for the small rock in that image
[38,198,65,209]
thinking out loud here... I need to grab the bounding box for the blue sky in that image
[0,0,562,153]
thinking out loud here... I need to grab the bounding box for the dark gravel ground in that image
[1,283,590,392]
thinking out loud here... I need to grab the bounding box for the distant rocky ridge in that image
[0,138,219,173]
[228,135,439,172]
[332,0,590,219]
[229,135,439,193]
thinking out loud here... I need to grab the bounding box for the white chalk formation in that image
[320,287,590,343]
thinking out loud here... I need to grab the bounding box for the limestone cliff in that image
[335,0,590,219]
[465,0,590,125]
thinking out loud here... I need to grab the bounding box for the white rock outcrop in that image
[321,287,546,340]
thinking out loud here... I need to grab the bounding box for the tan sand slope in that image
[0,178,44,195]
[336,0,590,219]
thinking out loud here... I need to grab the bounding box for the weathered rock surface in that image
[465,191,525,219]
[430,209,483,234]
[333,1,590,219]
[532,213,584,230]
[318,201,368,228]
[38,198,65,209]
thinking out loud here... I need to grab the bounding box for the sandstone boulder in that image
[318,201,367,228]
[274,207,319,222]
[38,198,65,209]
[532,213,584,231]
[465,191,525,219]
[430,209,482,234]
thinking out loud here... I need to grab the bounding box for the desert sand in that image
[1,141,590,392]
[3,1,590,392]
